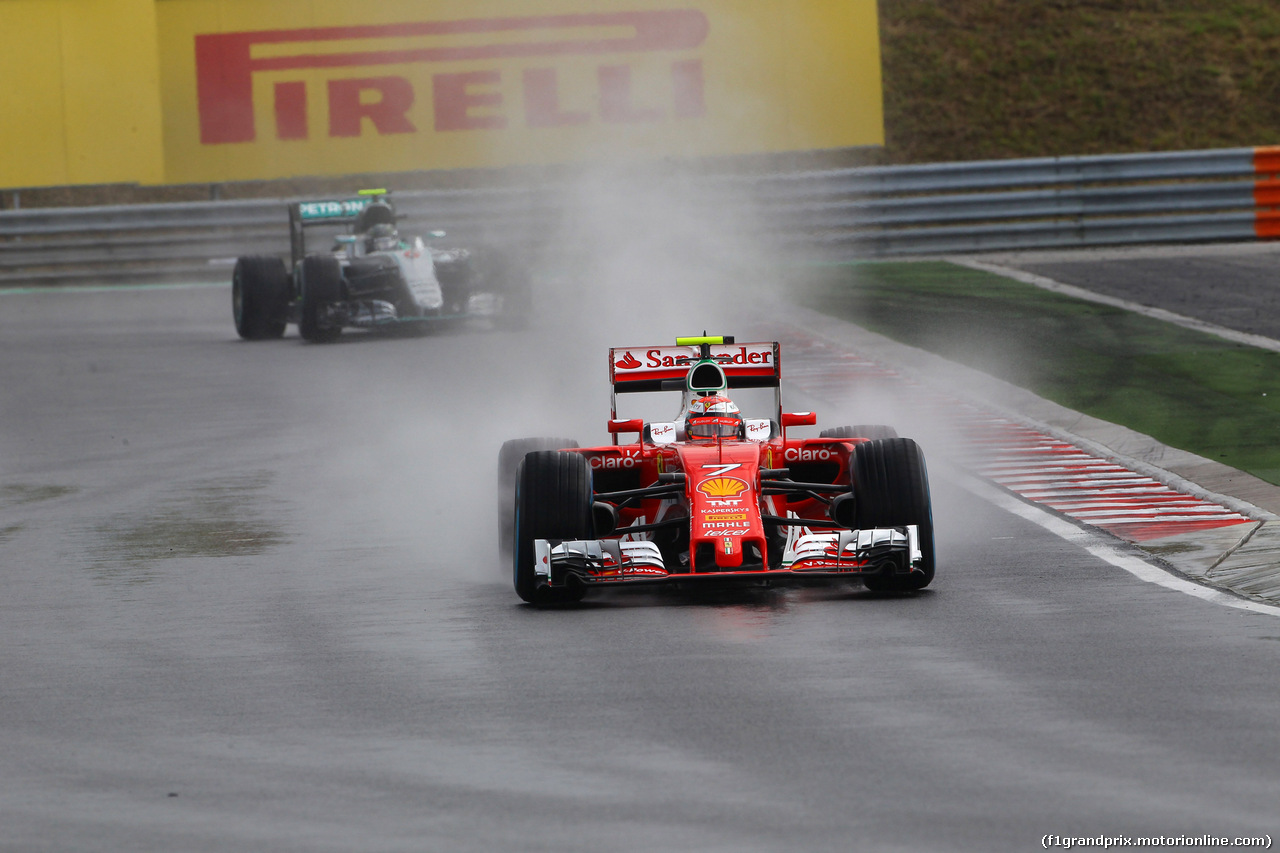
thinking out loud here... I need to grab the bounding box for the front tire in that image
[232,256,289,340]
[435,255,473,316]
[513,451,593,604]
[299,255,343,343]
[498,437,579,563]
[851,438,935,592]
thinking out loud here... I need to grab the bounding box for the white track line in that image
[774,312,1280,615]
[957,259,1280,354]
[960,474,1280,617]
[0,282,223,296]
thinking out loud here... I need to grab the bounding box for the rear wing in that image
[287,192,394,265]
[608,341,782,420]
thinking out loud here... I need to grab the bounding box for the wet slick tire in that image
[299,255,343,343]
[851,438,935,592]
[821,424,898,440]
[497,437,579,563]
[481,248,531,331]
[497,268,532,331]
[513,451,592,604]
[232,256,289,340]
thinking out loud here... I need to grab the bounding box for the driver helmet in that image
[366,223,400,252]
[685,394,742,440]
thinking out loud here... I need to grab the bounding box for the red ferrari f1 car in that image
[498,335,935,604]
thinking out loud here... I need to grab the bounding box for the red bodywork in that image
[513,339,924,598]
[573,428,858,575]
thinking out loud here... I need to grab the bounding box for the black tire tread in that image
[513,451,592,603]
[498,437,579,559]
[852,438,935,591]
[299,255,343,343]
[481,248,532,330]
[233,256,289,340]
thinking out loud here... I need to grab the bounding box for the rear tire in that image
[498,437,579,563]
[485,250,531,331]
[299,255,343,343]
[851,438,935,592]
[821,424,899,440]
[232,256,289,340]
[498,271,532,331]
[513,451,593,604]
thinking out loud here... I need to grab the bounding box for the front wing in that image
[534,527,924,590]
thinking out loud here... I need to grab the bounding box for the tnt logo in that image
[195,10,709,145]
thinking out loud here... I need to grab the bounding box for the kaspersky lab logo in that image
[195,10,709,145]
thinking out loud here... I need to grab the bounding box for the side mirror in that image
[781,412,817,428]
[607,419,645,435]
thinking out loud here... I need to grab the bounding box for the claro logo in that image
[784,447,836,462]
[589,453,639,469]
[195,10,710,145]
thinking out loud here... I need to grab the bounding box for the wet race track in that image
[2,271,1280,852]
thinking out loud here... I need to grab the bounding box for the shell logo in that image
[698,477,748,498]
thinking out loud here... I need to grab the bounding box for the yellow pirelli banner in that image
[0,0,165,187]
[158,0,883,183]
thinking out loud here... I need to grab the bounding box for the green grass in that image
[802,261,1280,484]
[876,0,1280,163]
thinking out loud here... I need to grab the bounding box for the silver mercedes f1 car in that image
[233,190,529,341]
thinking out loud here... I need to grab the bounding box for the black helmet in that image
[354,199,396,233]
[366,223,399,252]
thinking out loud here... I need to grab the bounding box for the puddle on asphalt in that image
[0,484,76,510]
[89,473,289,586]
[1141,542,1200,556]
[0,485,74,547]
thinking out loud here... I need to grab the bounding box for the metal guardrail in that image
[2,146,1278,284]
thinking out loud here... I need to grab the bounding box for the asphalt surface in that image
[988,242,1280,341]
[3,279,1280,851]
